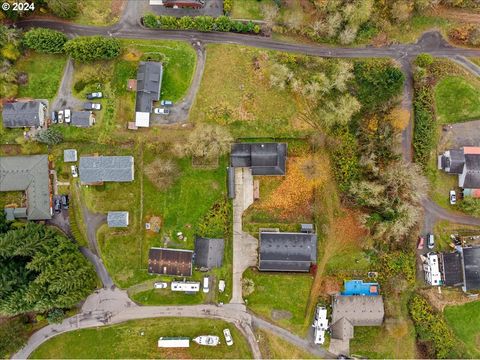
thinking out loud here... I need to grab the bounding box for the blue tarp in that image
[342,280,379,296]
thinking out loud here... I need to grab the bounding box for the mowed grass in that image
[16,52,66,100]
[435,76,480,124]
[444,301,480,358]
[231,0,274,20]
[243,268,313,335]
[190,44,303,138]
[256,329,316,359]
[30,318,252,359]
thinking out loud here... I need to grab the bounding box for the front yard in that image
[444,301,480,358]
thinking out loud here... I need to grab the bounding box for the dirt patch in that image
[0,144,22,155]
[419,287,477,312]
[319,276,341,295]
[271,309,293,321]
[111,0,125,17]
[427,5,480,24]
[123,48,142,61]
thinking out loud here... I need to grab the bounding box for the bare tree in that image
[182,124,233,160]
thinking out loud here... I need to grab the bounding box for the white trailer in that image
[158,337,190,348]
[171,281,200,292]
[423,252,442,286]
[312,306,328,345]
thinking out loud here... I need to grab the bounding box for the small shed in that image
[64,149,78,163]
[194,237,225,269]
[107,211,129,228]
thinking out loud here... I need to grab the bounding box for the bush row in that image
[23,28,121,62]
[143,13,261,34]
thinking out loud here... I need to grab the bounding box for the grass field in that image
[243,268,313,335]
[15,52,66,100]
[30,318,252,359]
[231,0,274,20]
[74,0,122,26]
[190,44,307,138]
[444,301,480,358]
[256,329,316,359]
[435,76,480,124]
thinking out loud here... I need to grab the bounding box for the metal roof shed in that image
[107,211,129,228]
[194,237,225,269]
[64,149,78,163]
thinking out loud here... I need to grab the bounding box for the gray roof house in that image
[230,143,287,175]
[439,147,480,189]
[463,246,480,291]
[330,295,384,354]
[107,211,129,227]
[79,156,134,185]
[2,101,45,128]
[0,155,51,220]
[63,149,78,163]
[135,61,163,128]
[194,237,225,268]
[258,230,317,272]
[71,111,94,127]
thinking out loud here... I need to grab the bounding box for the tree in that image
[47,308,65,324]
[36,127,63,145]
[23,28,67,54]
[63,36,121,62]
[46,0,79,19]
[144,158,180,190]
[391,0,413,23]
[0,223,96,316]
[181,124,233,160]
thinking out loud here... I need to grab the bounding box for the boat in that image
[192,335,220,346]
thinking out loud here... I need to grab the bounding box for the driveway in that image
[438,119,480,149]
[47,196,72,238]
[149,0,223,18]
[51,58,83,112]
[151,40,206,125]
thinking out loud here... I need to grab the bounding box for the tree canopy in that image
[0,219,96,316]
[45,0,79,19]
[23,28,68,54]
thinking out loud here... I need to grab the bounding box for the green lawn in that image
[243,268,313,335]
[435,76,480,124]
[131,288,205,305]
[231,0,274,20]
[16,52,66,100]
[444,301,480,358]
[74,0,121,26]
[30,318,252,359]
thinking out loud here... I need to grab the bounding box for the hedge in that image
[23,28,67,54]
[63,36,121,62]
[143,13,261,34]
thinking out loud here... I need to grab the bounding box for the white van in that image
[203,276,209,293]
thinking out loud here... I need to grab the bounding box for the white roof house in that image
[171,281,200,292]
[64,149,78,163]
[312,305,328,345]
[423,252,442,286]
[135,111,150,128]
[158,337,190,348]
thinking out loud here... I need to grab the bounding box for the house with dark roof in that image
[135,61,163,128]
[107,211,129,228]
[258,230,317,272]
[71,111,95,128]
[2,101,45,128]
[462,247,480,291]
[439,147,480,191]
[194,237,224,269]
[440,251,464,287]
[438,246,480,291]
[0,155,51,220]
[79,156,134,185]
[330,294,384,354]
[148,247,193,276]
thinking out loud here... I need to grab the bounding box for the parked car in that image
[203,276,209,293]
[154,282,168,289]
[87,92,103,99]
[154,108,170,115]
[218,280,225,293]
[417,236,425,250]
[54,198,61,213]
[51,111,58,124]
[61,195,69,209]
[450,190,457,205]
[64,109,71,123]
[84,102,102,111]
[160,100,173,106]
[427,233,435,249]
[58,110,64,123]
[223,329,233,346]
[71,165,78,178]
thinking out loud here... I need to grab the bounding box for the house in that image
[439,147,480,192]
[150,0,205,8]
[107,211,129,228]
[438,246,480,291]
[135,61,163,128]
[312,305,328,345]
[258,230,317,272]
[0,155,51,220]
[341,280,380,296]
[71,111,95,127]
[148,247,194,276]
[79,156,134,185]
[63,149,78,163]
[2,100,45,128]
[330,294,384,354]
[462,246,480,291]
[423,253,442,286]
[194,237,225,269]
[439,251,464,287]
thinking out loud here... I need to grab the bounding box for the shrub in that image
[145,158,180,191]
[223,0,233,15]
[63,36,121,62]
[23,28,67,54]
[46,0,79,19]
[415,53,434,68]
[47,308,65,324]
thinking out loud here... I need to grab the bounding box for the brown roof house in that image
[329,295,385,355]
[148,247,193,276]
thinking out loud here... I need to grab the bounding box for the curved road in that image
[11,7,480,359]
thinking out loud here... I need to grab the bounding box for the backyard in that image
[30,318,252,359]
[444,301,480,358]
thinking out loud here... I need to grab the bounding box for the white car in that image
[154,108,170,115]
[218,280,225,293]
[58,110,64,124]
[203,276,209,293]
[71,165,78,178]
[154,282,168,289]
[64,109,71,123]
[223,329,233,346]
[449,190,456,205]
